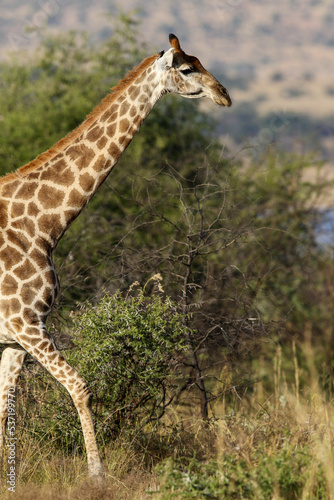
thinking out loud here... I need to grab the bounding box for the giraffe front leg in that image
[0,346,26,468]
[16,326,105,481]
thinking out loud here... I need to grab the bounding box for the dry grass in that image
[1,337,334,498]
[0,439,158,499]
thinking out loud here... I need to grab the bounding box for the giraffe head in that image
[157,34,232,107]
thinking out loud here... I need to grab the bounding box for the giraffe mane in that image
[0,53,160,186]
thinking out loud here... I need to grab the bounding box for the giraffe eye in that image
[180,68,193,76]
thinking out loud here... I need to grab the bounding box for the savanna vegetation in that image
[1,14,334,500]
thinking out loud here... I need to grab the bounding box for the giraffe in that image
[0,34,231,480]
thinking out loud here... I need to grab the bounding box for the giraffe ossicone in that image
[0,34,231,479]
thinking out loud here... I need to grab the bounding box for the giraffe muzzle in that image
[214,94,232,107]
[213,85,232,107]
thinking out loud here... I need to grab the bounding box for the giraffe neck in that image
[0,53,163,249]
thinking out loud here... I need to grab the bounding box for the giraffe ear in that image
[169,33,182,53]
[157,48,174,70]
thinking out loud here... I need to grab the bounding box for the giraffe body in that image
[0,34,231,479]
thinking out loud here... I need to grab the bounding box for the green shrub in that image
[21,282,189,450]
[68,282,188,433]
[155,446,326,499]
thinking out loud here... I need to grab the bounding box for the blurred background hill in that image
[1,0,333,166]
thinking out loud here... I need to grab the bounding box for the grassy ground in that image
[1,338,334,499]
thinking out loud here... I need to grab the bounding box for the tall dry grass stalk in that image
[210,335,334,498]
[295,332,334,499]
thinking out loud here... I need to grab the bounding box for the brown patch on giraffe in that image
[109,103,119,114]
[21,308,38,326]
[28,172,41,180]
[10,317,24,332]
[66,367,77,377]
[139,94,148,104]
[0,233,6,248]
[1,179,20,197]
[57,167,76,184]
[17,334,31,346]
[7,229,31,252]
[100,110,110,122]
[66,145,83,161]
[30,275,44,289]
[133,115,143,127]
[15,182,39,200]
[128,85,140,101]
[119,118,130,134]
[11,202,25,218]
[38,213,63,238]
[35,300,47,313]
[12,218,36,238]
[29,249,47,270]
[4,320,14,333]
[129,105,137,117]
[42,287,53,306]
[64,209,77,224]
[27,202,39,217]
[107,112,118,124]
[21,276,44,305]
[52,158,66,170]
[38,341,49,350]
[86,126,103,142]
[0,246,23,270]
[66,144,95,170]
[0,200,9,229]
[26,326,43,336]
[0,298,21,316]
[100,103,119,122]
[37,185,65,210]
[13,259,37,280]
[128,125,137,136]
[119,101,130,116]
[68,188,85,208]
[106,124,117,137]
[92,155,106,172]
[41,160,75,186]
[20,286,34,305]
[1,275,18,296]
[118,135,128,146]
[76,146,95,169]
[44,269,57,286]
[35,238,49,252]
[108,142,122,160]
[29,337,41,346]
[96,136,108,150]
[79,173,95,192]
[147,73,156,82]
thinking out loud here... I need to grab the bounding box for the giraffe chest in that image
[0,226,59,342]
